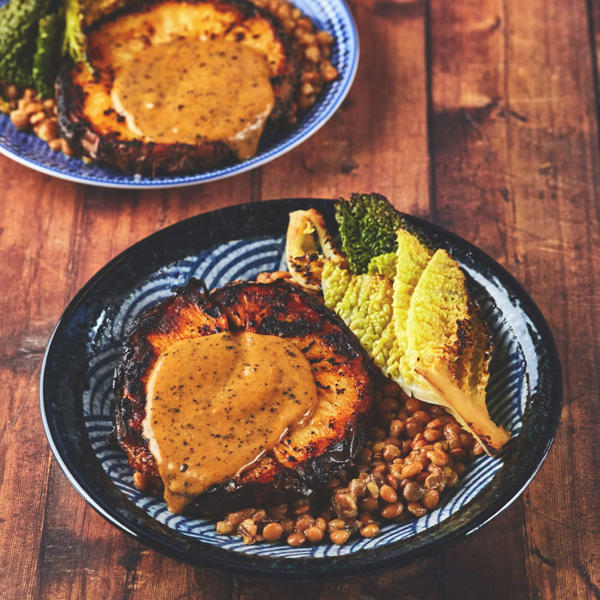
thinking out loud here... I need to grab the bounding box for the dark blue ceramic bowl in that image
[40,198,562,579]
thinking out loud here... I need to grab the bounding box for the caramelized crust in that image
[113,279,373,512]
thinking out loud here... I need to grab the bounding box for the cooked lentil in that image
[262,522,284,542]
[360,523,380,538]
[330,529,350,545]
[305,526,325,543]
[286,532,306,546]
[252,0,338,122]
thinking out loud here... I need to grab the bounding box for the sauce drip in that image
[111,38,275,159]
[142,332,318,513]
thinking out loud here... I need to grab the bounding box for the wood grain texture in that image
[261,0,430,213]
[0,0,598,597]
[430,1,600,599]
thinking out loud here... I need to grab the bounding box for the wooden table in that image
[1,0,598,597]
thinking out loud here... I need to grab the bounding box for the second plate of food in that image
[41,197,561,578]
[0,0,358,188]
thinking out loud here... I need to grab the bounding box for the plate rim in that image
[40,198,563,579]
[0,0,359,189]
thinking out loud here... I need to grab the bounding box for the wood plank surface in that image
[0,0,599,597]
[430,1,600,599]
[261,0,430,212]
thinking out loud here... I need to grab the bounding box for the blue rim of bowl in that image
[0,0,359,189]
[40,198,562,579]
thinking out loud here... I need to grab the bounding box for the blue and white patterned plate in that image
[40,199,562,579]
[0,0,358,189]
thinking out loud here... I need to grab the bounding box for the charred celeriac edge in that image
[112,278,374,515]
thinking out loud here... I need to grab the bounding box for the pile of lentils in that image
[216,376,485,546]
[251,0,339,121]
[5,85,72,155]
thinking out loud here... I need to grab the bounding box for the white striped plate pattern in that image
[83,235,526,558]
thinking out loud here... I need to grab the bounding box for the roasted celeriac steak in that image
[57,0,299,175]
[112,279,373,514]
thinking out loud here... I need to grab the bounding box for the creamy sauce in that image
[142,332,317,513]
[111,38,275,159]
